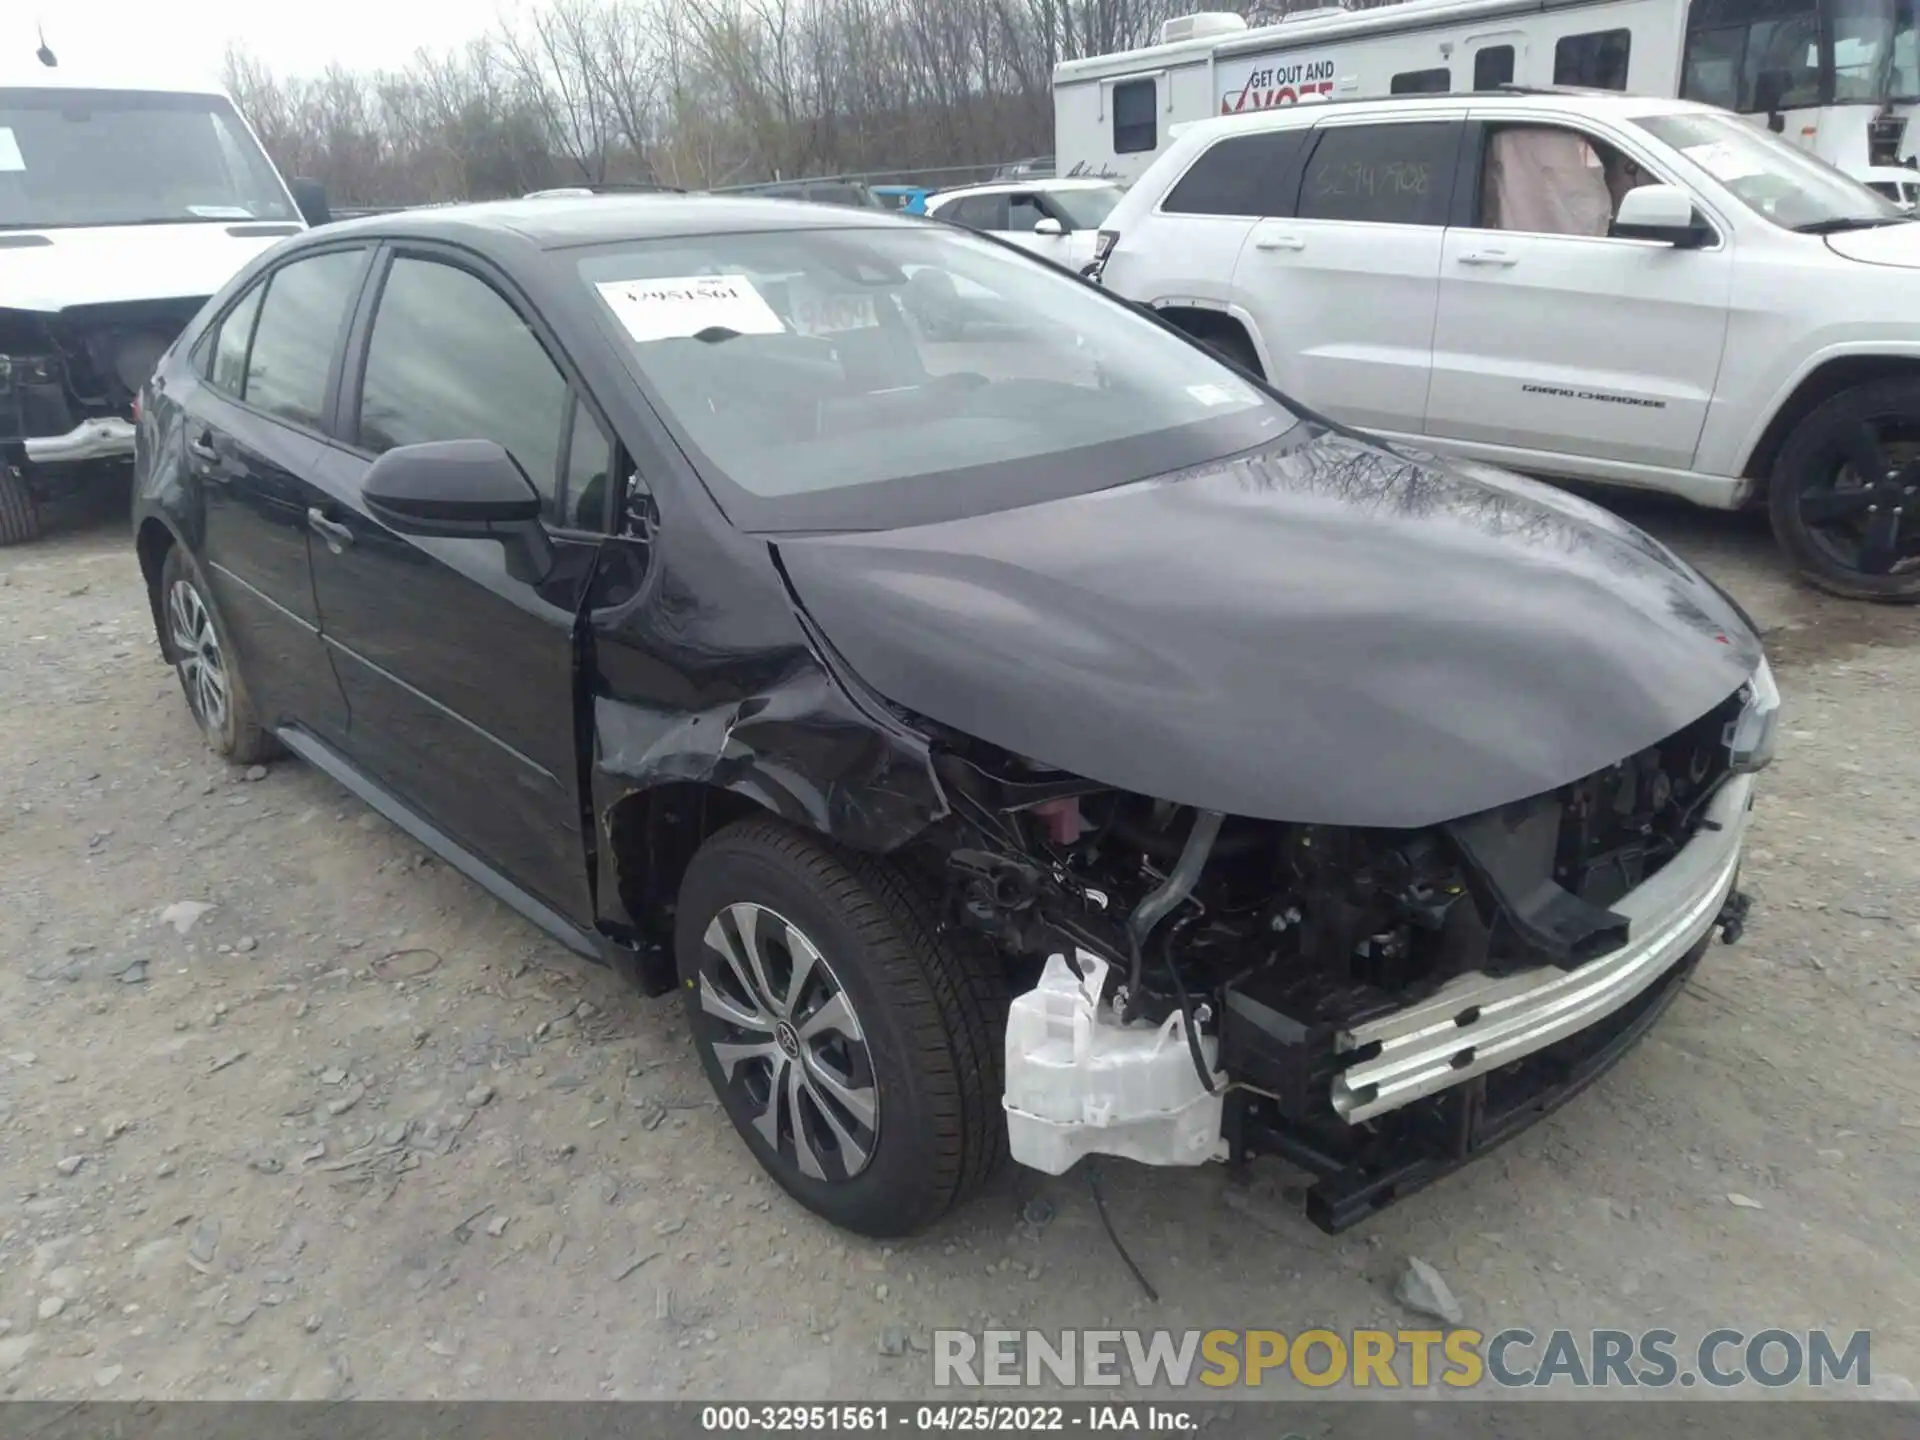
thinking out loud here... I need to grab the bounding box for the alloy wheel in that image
[166,578,230,737]
[1797,419,1920,577]
[696,901,880,1182]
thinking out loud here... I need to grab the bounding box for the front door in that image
[306,247,617,925]
[1232,117,1461,434]
[178,247,368,740]
[1424,117,1733,471]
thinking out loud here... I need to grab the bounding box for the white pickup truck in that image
[1094,89,1920,601]
[0,57,326,543]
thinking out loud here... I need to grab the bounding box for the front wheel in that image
[675,819,1007,1236]
[1769,378,1920,602]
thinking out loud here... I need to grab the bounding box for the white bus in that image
[1053,0,1920,183]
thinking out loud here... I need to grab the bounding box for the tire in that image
[158,545,280,763]
[0,465,40,546]
[1768,377,1920,602]
[675,819,1007,1236]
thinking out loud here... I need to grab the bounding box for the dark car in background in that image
[132,196,1772,1238]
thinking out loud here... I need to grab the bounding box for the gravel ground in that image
[0,490,1916,1401]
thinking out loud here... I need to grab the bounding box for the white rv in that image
[1053,0,1920,183]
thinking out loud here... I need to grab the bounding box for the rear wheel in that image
[675,819,1007,1236]
[0,465,40,546]
[1769,378,1920,602]
[159,546,280,763]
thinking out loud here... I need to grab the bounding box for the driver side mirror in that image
[290,177,332,228]
[1033,216,1065,236]
[362,439,554,583]
[1612,184,1712,248]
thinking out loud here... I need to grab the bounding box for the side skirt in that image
[275,724,605,964]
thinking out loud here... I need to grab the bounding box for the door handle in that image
[1458,250,1518,267]
[306,507,355,552]
[1254,234,1307,252]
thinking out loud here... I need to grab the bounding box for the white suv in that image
[1094,90,1920,601]
[925,178,1126,272]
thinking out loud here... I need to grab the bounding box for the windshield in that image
[1680,0,1919,106]
[1049,185,1125,228]
[579,226,1295,531]
[1638,110,1907,227]
[0,88,292,229]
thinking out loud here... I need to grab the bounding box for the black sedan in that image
[133,197,1774,1236]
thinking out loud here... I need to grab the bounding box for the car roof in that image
[0,65,227,97]
[1173,89,1720,146]
[930,177,1120,201]
[310,194,921,251]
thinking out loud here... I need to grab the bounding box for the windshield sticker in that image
[1681,141,1765,183]
[0,128,23,172]
[596,274,786,342]
[789,291,879,336]
[1187,381,1251,407]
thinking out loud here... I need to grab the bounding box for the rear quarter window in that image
[1162,130,1308,216]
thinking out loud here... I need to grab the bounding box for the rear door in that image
[175,246,369,740]
[1100,128,1309,324]
[1423,114,1733,470]
[1233,116,1461,434]
[305,245,615,924]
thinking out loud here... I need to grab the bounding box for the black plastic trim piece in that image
[274,724,600,961]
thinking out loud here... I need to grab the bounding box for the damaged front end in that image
[925,664,1774,1231]
[3,300,200,472]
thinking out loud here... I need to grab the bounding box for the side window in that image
[1298,122,1457,227]
[1474,45,1516,89]
[1008,194,1047,232]
[207,281,264,396]
[1391,67,1452,94]
[1478,126,1619,237]
[560,398,616,532]
[1113,78,1158,155]
[356,256,574,529]
[1162,131,1308,217]
[1555,28,1633,90]
[949,194,1008,230]
[243,249,365,430]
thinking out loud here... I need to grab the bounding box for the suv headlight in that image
[1724,656,1779,774]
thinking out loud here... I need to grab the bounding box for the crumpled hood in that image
[0,223,294,312]
[1824,220,1920,269]
[776,427,1763,829]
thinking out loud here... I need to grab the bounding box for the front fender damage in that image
[595,669,948,848]
[589,661,949,989]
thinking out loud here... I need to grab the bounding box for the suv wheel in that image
[675,819,1006,1236]
[159,546,280,762]
[0,465,40,546]
[1770,378,1920,602]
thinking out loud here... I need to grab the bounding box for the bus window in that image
[1831,0,1914,100]
[1474,45,1517,88]
[1554,28,1634,89]
[1680,0,1825,113]
[1391,67,1452,93]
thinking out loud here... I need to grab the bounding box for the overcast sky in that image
[9,0,502,88]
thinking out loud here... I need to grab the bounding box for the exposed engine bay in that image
[918,684,1755,1230]
[2,300,200,453]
